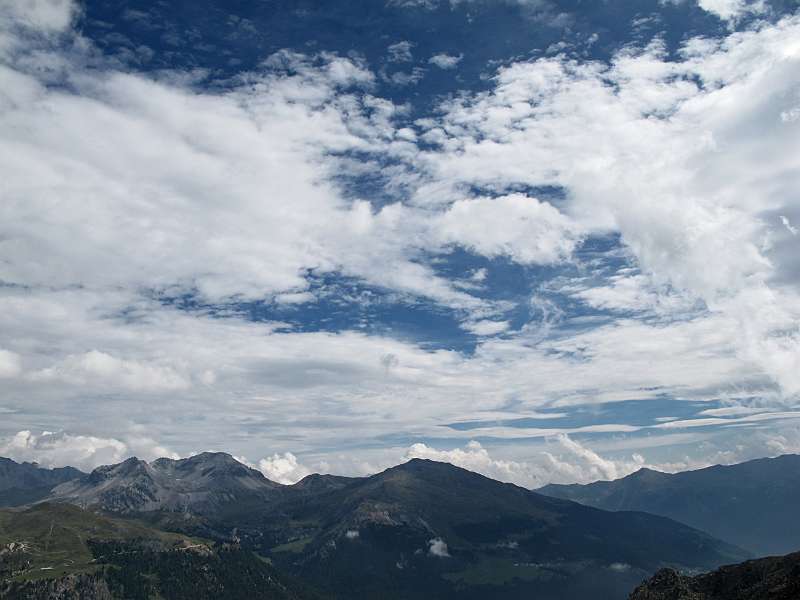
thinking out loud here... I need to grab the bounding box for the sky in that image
[1,0,799,487]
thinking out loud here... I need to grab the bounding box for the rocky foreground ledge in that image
[629,551,800,600]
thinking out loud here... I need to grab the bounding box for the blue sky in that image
[0,0,799,486]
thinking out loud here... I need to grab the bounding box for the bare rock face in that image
[49,453,280,515]
[629,551,800,600]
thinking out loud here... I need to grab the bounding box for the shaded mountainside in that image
[539,454,800,556]
[0,504,325,600]
[4,454,751,600]
[628,551,800,600]
[0,459,84,508]
[253,460,748,600]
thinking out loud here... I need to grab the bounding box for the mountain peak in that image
[183,451,240,464]
[391,457,470,475]
[629,466,667,479]
[49,452,280,515]
[87,456,150,482]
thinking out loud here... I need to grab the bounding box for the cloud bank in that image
[1,0,798,478]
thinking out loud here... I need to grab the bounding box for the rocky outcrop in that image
[629,551,800,600]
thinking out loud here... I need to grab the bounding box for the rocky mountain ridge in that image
[50,452,280,515]
[628,551,800,600]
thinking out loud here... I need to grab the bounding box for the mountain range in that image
[2,452,799,599]
[1,453,749,600]
[539,454,800,556]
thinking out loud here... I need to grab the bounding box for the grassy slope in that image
[0,503,198,581]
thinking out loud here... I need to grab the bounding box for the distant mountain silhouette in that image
[628,550,800,600]
[539,454,800,556]
[0,457,84,507]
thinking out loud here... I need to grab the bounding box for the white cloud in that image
[428,537,450,557]
[696,0,765,21]
[275,291,316,305]
[29,350,190,392]
[551,433,622,481]
[413,15,800,398]
[0,21,501,322]
[0,430,177,471]
[257,452,312,484]
[436,194,580,264]
[428,53,463,69]
[383,67,426,86]
[387,41,414,63]
[781,107,800,123]
[780,216,798,236]
[462,319,510,336]
[1,0,798,475]
[405,437,643,488]
[470,268,488,282]
[0,0,76,33]
[0,349,21,378]
[571,273,698,316]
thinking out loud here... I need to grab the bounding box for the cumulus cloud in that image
[461,319,510,336]
[436,194,580,264]
[257,452,312,484]
[0,430,177,471]
[405,437,643,488]
[413,15,800,397]
[0,51,385,302]
[696,0,765,21]
[428,53,463,69]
